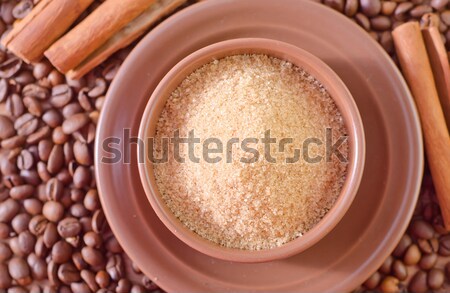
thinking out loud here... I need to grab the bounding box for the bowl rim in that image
[137,37,366,263]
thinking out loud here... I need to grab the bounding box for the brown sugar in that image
[153,54,348,250]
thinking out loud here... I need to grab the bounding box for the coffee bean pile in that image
[0,0,165,292]
[320,1,450,292]
[322,0,450,57]
[0,0,447,292]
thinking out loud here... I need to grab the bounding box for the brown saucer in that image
[95,0,423,291]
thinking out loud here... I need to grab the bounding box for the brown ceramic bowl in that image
[137,38,365,263]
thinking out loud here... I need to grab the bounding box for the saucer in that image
[95,0,423,291]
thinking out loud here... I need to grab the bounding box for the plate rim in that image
[95,0,424,291]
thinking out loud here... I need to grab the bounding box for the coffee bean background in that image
[0,0,447,292]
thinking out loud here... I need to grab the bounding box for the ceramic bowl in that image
[137,38,365,263]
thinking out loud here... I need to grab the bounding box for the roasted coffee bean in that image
[28,215,48,236]
[61,190,74,209]
[50,84,73,108]
[6,93,24,117]
[56,169,72,185]
[370,15,391,30]
[27,253,46,280]
[84,231,102,248]
[131,284,146,293]
[0,263,12,289]
[360,0,381,16]
[47,145,64,174]
[47,260,59,286]
[391,260,407,281]
[0,223,9,239]
[381,1,397,15]
[427,268,444,290]
[20,169,40,186]
[116,279,132,293]
[42,109,63,128]
[34,237,48,258]
[404,244,421,265]
[355,13,371,31]
[3,174,23,189]
[33,62,52,80]
[71,188,84,202]
[64,141,74,164]
[395,2,414,20]
[324,0,344,12]
[81,246,104,267]
[73,165,91,189]
[58,263,80,284]
[102,60,121,81]
[81,270,99,292]
[74,140,92,165]
[441,10,450,25]
[0,78,8,102]
[410,4,432,18]
[18,230,36,255]
[80,216,92,233]
[72,252,88,271]
[23,198,42,216]
[46,178,64,201]
[96,270,110,289]
[417,237,439,254]
[51,240,72,264]
[88,78,107,98]
[42,201,64,223]
[431,0,448,10]
[11,213,30,234]
[409,270,428,293]
[1,1,15,24]
[58,217,82,238]
[22,84,49,100]
[77,88,93,111]
[95,96,105,111]
[69,203,89,218]
[37,161,51,182]
[1,135,26,150]
[23,96,43,117]
[48,69,65,86]
[62,113,89,134]
[10,184,34,200]
[106,254,124,281]
[379,255,393,274]
[52,126,69,144]
[0,57,22,78]
[439,235,450,256]
[14,70,34,85]
[84,189,100,211]
[71,282,91,293]
[43,222,59,248]
[62,102,83,119]
[12,0,33,19]
[0,115,15,139]
[0,198,20,222]
[0,154,18,175]
[27,126,51,145]
[8,257,31,286]
[73,123,95,144]
[131,262,141,274]
[14,113,38,136]
[0,242,12,262]
[38,139,53,162]
[10,237,24,257]
[92,209,107,233]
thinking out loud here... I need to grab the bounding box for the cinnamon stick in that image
[392,22,450,230]
[1,0,94,63]
[45,0,157,73]
[421,25,450,129]
[67,0,187,80]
